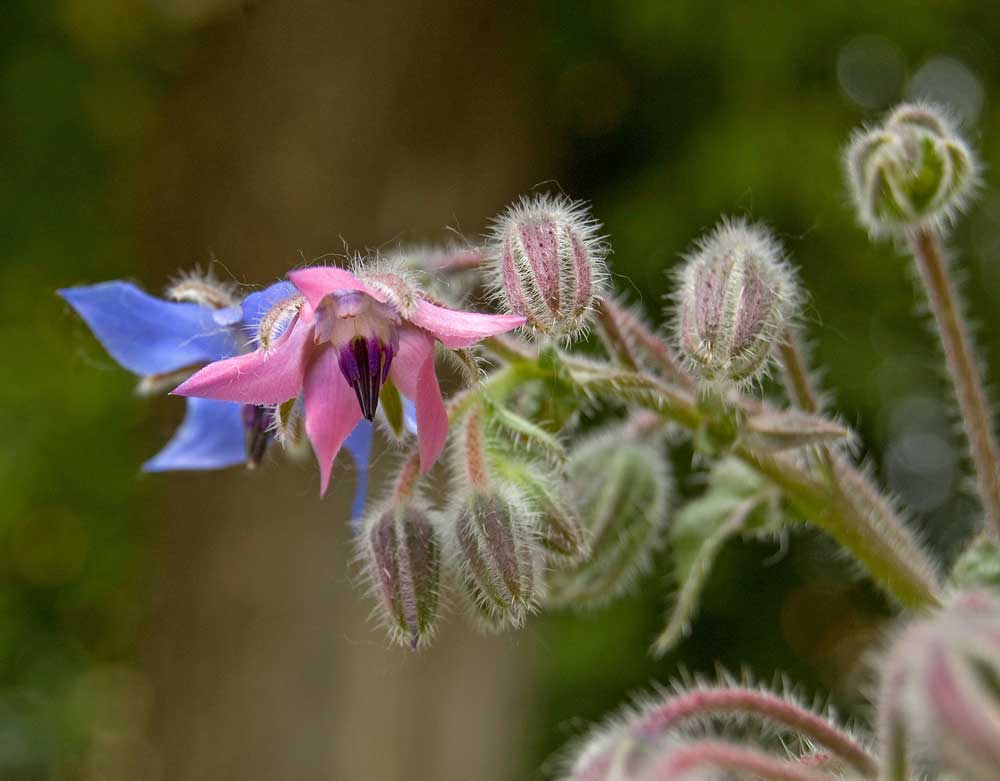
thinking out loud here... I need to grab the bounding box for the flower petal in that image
[59,281,239,375]
[173,315,311,404]
[408,299,525,349]
[303,345,364,496]
[240,280,300,330]
[288,267,378,309]
[342,420,373,522]
[402,397,417,434]
[389,328,448,472]
[142,398,246,472]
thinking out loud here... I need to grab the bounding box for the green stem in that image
[569,364,942,608]
[778,330,820,414]
[910,228,1000,539]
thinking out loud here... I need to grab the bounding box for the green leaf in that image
[483,396,567,463]
[654,458,781,656]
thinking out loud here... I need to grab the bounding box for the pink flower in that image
[173,266,525,493]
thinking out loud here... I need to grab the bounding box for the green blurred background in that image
[4,1,1000,778]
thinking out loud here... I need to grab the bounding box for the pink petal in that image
[409,299,526,349]
[303,345,364,496]
[389,327,448,472]
[173,316,312,404]
[288,267,379,309]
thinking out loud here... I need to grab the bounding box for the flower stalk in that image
[909,227,1000,538]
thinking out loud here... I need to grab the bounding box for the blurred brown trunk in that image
[135,2,549,778]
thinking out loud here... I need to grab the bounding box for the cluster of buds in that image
[488,194,607,342]
[845,102,979,237]
[674,218,798,386]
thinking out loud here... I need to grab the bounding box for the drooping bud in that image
[547,427,672,607]
[359,501,442,649]
[488,194,607,341]
[879,591,1000,781]
[451,485,543,630]
[313,290,400,421]
[675,218,797,385]
[242,404,275,468]
[845,102,979,237]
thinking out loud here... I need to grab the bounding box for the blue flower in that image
[59,277,377,517]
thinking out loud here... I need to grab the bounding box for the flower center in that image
[314,290,401,421]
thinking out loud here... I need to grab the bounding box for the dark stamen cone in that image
[242,404,275,468]
[338,336,395,421]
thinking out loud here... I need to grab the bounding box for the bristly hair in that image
[843,100,982,241]
[165,266,240,310]
[484,193,610,345]
[669,216,801,390]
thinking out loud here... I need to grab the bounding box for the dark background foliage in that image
[3,1,999,778]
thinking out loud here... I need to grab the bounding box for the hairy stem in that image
[778,330,820,414]
[649,740,832,781]
[568,363,941,607]
[910,228,1000,538]
[632,686,878,776]
[598,297,693,386]
[594,298,640,371]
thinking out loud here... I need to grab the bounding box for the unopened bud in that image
[676,219,797,385]
[845,102,979,237]
[489,194,607,341]
[451,486,543,630]
[548,429,672,607]
[360,502,442,649]
[882,591,1000,781]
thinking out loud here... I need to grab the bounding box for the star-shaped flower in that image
[60,276,376,515]
[174,265,525,493]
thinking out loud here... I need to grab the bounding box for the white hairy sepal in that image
[351,253,423,319]
[164,267,239,309]
[253,294,305,352]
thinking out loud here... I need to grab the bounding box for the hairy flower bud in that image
[488,194,607,341]
[675,219,797,385]
[881,591,1000,781]
[845,102,979,237]
[359,501,442,649]
[451,485,543,630]
[548,428,672,607]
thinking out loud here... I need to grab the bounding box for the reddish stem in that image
[910,228,1000,538]
[650,740,833,781]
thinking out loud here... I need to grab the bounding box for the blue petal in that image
[142,398,247,472]
[343,420,373,524]
[240,281,299,331]
[59,282,240,375]
[402,398,418,435]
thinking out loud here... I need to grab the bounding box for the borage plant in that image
[62,103,1000,780]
